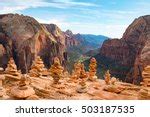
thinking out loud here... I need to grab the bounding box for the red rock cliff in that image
[99,15,150,84]
[0,14,67,73]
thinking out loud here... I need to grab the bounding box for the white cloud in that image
[0,0,97,14]
[36,17,70,28]
[1,6,28,14]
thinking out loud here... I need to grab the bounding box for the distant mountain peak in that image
[65,30,73,36]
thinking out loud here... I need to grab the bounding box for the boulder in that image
[11,86,35,99]
[103,85,123,94]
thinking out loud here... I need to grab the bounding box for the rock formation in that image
[44,24,68,67]
[104,70,111,85]
[65,30,108,51]
[138,88,150,100]
[5,58,21,80]
[141,66,150,87]
[0,73,5,98]
[71,62,82,81]
[11,74,35,99]
[103,85,123,94]
[88,57,97,81]
[49,57,64,84]
[1,64,149,100]
[65,30,108,73]
[29,56,48,77]
[98,15,150,84]
[111,77,117,85]
[0,77,4,97]
[64,30,79,48]
[76,64,87,93]
[0,87,4,97]
[0,67,4,74]
[0,14,67,73]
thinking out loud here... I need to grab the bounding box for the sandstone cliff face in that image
[44,24,67,67]
[99,15,150,84]
[0,14,67,73]
[64,30,108,51]
[44,24,66,46]
[64,30,79,47]
[0,45,8,68]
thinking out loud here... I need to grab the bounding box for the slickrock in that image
[14,72,149,100]
[0,59,149,100]
[26,95,39,100]
[141,66,150,87]
[0,75,5,85]
[29,56,48,77]
[11,74,35,99]
[34,86,54,98]
[57,89,75,97]
[35,90,50,98]
[76,64,88,93]
[121,90,138,97]
[49,57,64,84]
[138,88,150,100]
[88,57,97,81]
[0,76,5,97]
[103,85,123,94]
[0,86,5,97]
[5,58,21,80]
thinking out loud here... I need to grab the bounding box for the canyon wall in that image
[99,15,150,84]
[0,14,67,73]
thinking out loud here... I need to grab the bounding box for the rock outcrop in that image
[44,24,67,66]
[72,62,82,78]
[76,64,88,93]
[99,15,150,84]
[141,66,150,87]
[138,88,150,100]
[29,56,48,77]
[104,70,111,85]
[49,57,64,84]
[11,74,36,99]
[64,30,79,47]
[0,14,67,73]
[5,58,21,80]
[88,57,97,81]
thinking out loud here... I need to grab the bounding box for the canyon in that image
[0,14,150,86]
[0,14,107,74]
[0,14,150,100]
[97,15,150,84]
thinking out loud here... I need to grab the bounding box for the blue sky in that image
[0,0,149,38]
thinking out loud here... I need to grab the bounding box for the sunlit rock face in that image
[0,14,67,73]
[99,15,150,84]
[141,66,150,87]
